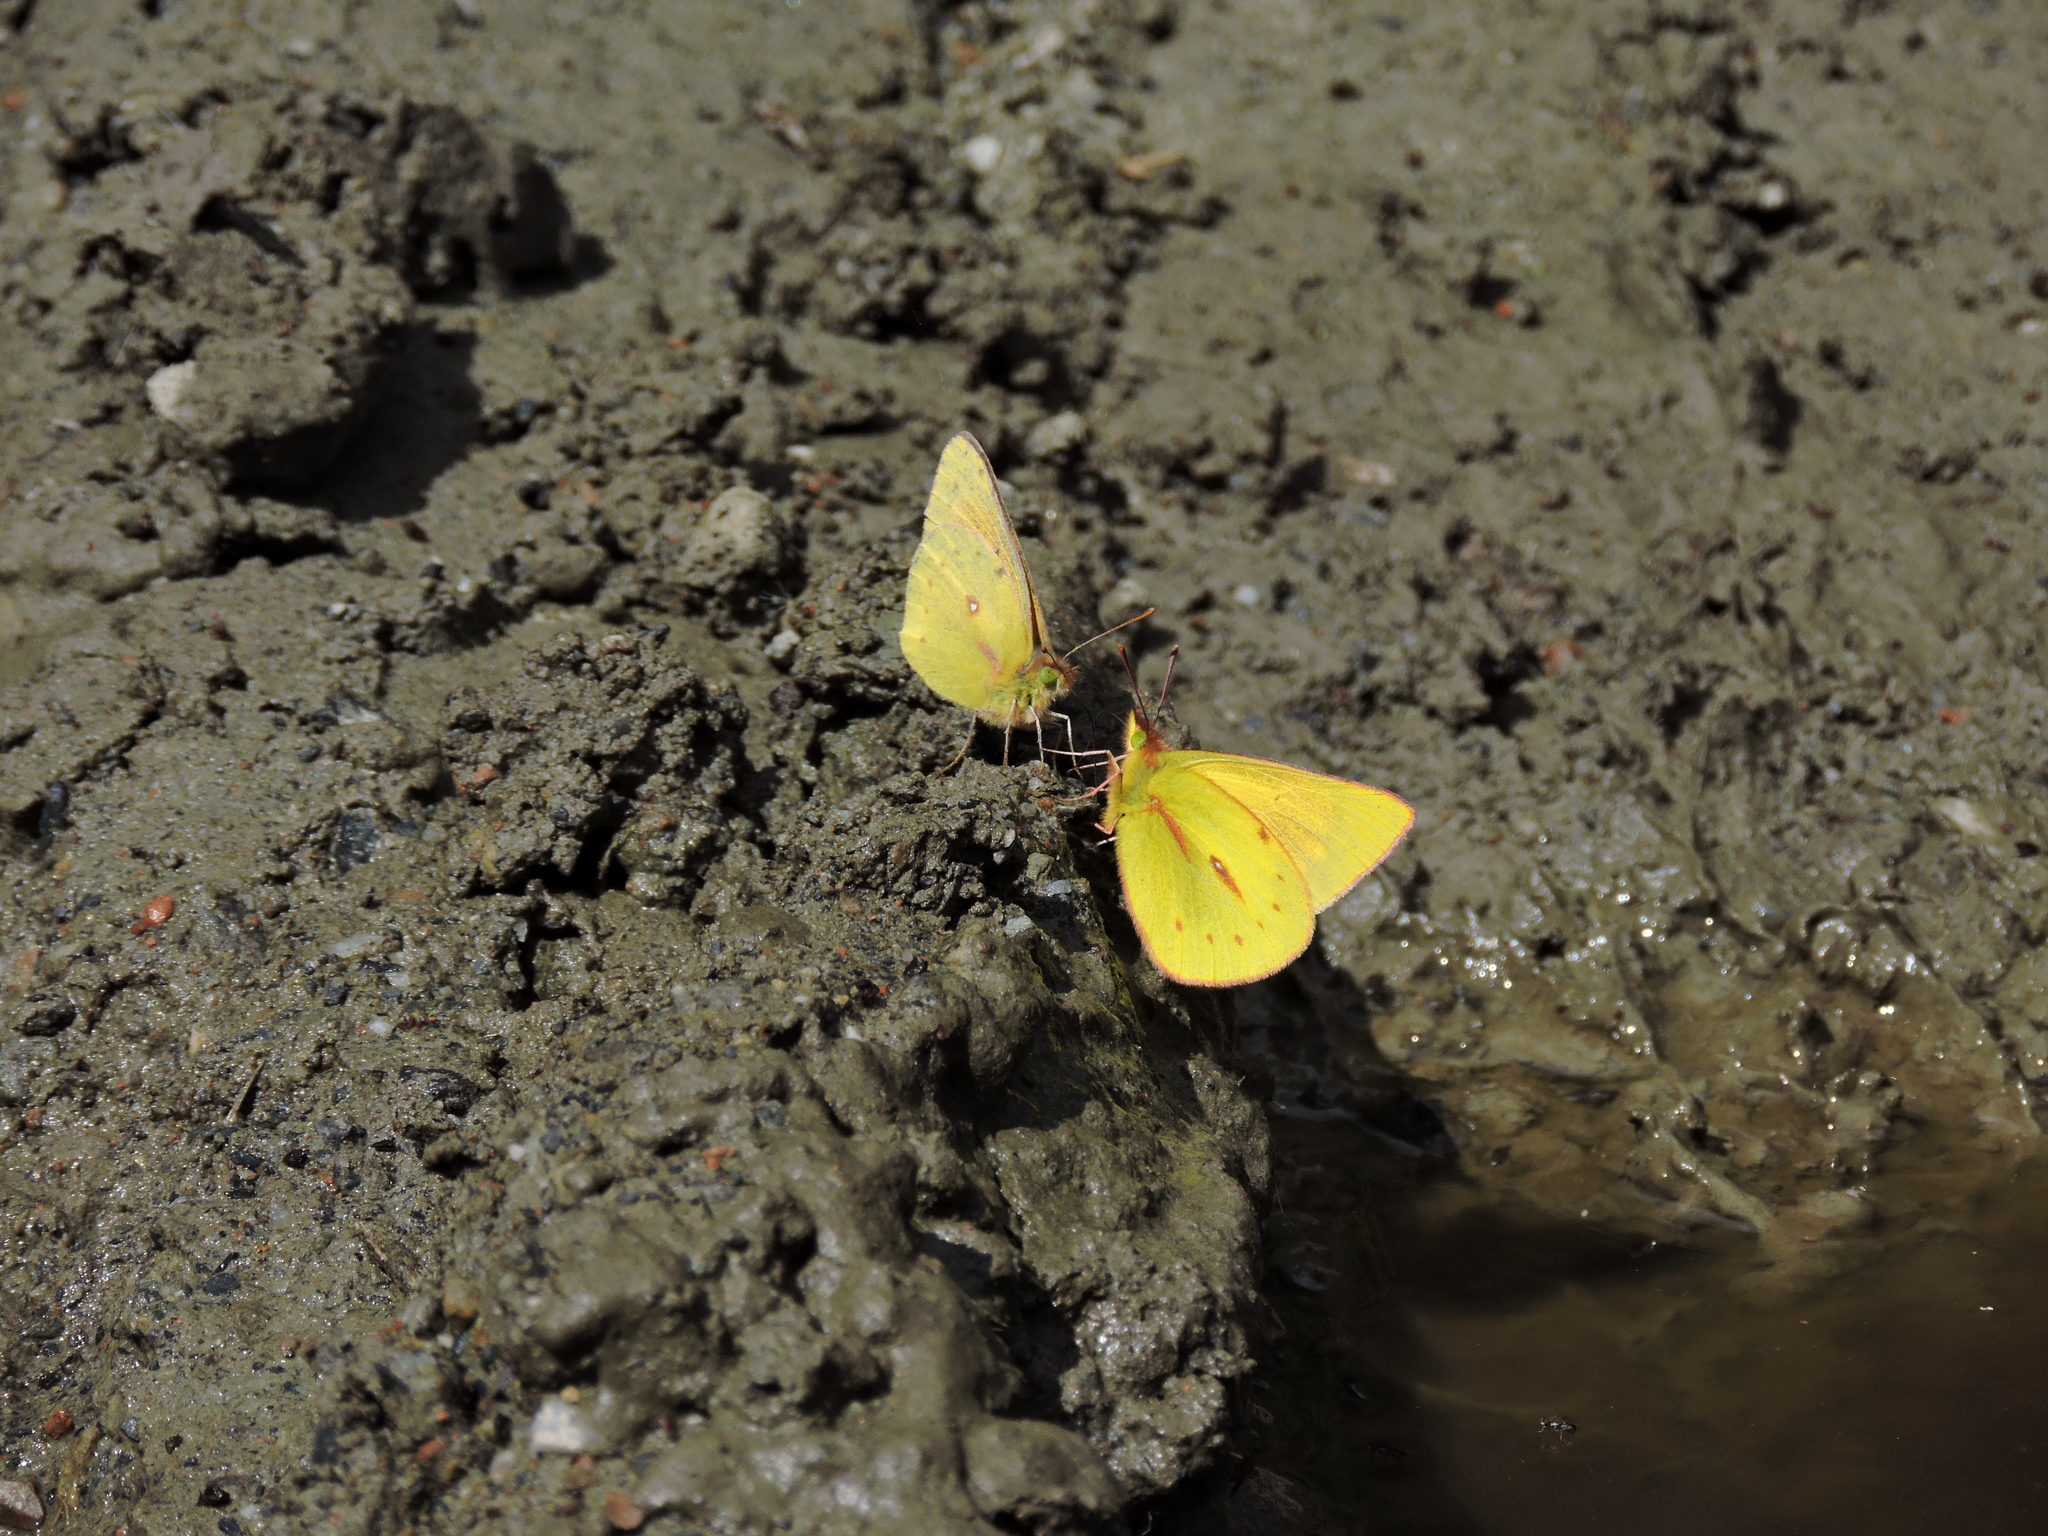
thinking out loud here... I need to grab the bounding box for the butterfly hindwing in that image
[1172,753,1414,911]
[900,434,1050,715]
[1113,759,1317,987]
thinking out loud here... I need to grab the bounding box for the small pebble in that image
[442,1275,483,1326]
[130,894,175,934]
[145,360,199,424]
[529,1397,599,1454]
[41,1408,72,1439]
[0,1479,45,1531]
[963,133,1003,173]
[604,1491,647,1531]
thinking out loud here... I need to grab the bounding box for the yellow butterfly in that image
[900,432,1078,763]
[1098,660,1414,987]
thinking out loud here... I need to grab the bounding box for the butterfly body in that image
[901,433,1076,743]
[1101,710,1414,987]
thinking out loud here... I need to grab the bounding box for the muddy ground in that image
[1,1,2045,1532]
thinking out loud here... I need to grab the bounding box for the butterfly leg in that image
[1036,710,1078,766]
[1048,745,1116,805]
[1002,726,1014,768]
[939,717,979,774]
[1027,711,1082,763]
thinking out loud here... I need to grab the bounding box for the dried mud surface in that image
[0,2,2045,1533]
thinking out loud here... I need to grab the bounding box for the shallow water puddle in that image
[1250,1115,2048,1535]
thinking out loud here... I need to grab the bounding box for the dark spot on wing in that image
[1157,803,1193,861]
[965,594,981,614]
[1209,854,1245,900]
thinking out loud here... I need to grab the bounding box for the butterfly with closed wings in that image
[901,432,1145,766]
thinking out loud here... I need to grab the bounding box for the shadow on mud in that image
[309,325,483,524]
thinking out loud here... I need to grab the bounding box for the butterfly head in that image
[1098,708,1171,832]
[1008,650,1077,723]
[1032,651,1079,700]
[1123,708,1170,764]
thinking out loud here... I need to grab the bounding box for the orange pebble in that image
[131,894,175,934]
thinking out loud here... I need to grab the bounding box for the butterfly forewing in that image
[900,433,1055,714]
[1113,760,1317,987]
[1175,753,1413,911]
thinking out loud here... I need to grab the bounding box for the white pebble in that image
[529,1398,598,1454]
[145,361,200,426]
[1934,797,1998,839]
[963,134,1004,173]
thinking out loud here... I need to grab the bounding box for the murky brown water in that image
[1244,1103,2048,1535]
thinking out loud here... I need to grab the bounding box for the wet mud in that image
[1,1,2045,1533]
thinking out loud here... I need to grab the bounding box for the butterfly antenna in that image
[1156,646,1182,715]
[1060,607,1155,662]
[1116,644,1145,709]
